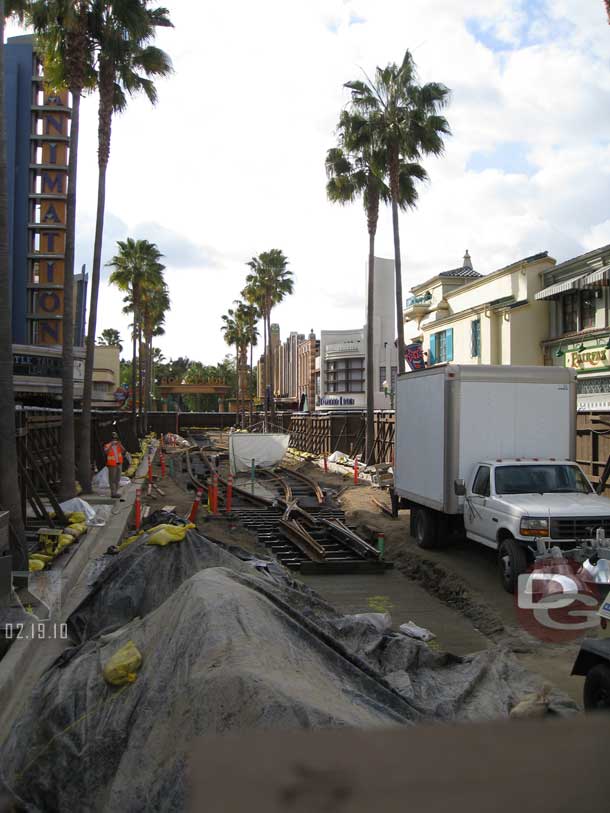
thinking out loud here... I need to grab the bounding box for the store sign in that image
[405,343,425,371]
[565,343,610,371]
[319,396,356,406]
[13,352,62,378]
[30,83,71,346]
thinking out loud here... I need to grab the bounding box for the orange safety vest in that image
[105,441,123,467]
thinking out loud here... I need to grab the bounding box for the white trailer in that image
[391,365,610,591]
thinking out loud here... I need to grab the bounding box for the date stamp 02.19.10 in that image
[3,623,68,641]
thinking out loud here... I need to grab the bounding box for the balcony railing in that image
[405,293,432,309]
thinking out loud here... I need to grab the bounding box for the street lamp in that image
[382,379,395,410]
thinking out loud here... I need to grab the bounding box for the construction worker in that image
[104,432,125,498]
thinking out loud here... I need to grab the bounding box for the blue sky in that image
[9,0,610,362]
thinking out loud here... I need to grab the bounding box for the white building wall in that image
[366,257,398,410]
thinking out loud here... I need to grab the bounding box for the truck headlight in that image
[520,517,549,537]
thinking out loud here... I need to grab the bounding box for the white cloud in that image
[9,0,610,362]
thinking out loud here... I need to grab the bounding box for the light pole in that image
[382,379,395,410]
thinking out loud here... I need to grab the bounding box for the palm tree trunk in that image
[365,228,376,465]
[79,80,113,492]
[249,340,254,426]
[138,323,144,434]
[143,337,148,433]
[147,336,153,416]
[235,346,240,424]
[131,321,137,436]
[78,160,108,492]
[59,87,82,500]
[0,5,27,572]
[389,151,406,376]
[268,313,276,426]
[262,316,268,430]
[391,197,406,375]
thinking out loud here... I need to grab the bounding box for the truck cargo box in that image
[394,365,576,515]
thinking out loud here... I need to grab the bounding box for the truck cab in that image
[459,459,610,591]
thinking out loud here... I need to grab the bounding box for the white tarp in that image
[229,433,290,474]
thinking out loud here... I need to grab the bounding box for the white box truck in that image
[391,365,610,592]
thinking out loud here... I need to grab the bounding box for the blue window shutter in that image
[429,336,437,365]
[446,328,453,362]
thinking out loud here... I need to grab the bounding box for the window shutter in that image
[428,336,437,365]
[446,328,453,362]
[470,321,476,357]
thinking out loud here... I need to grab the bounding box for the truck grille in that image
[550,517,610,541]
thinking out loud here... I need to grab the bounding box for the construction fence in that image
[14,408,610,522]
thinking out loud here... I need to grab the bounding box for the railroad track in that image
[176,444,389,574]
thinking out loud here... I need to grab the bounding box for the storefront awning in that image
[576,264,610,289]
[534,273,589,300]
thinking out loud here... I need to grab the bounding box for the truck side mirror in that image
[454,478,466,496]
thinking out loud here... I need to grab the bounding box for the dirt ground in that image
[145,447,588,704]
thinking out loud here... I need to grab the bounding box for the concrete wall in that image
[366,257,398,409]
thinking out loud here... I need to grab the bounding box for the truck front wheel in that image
[498,537,528,594]
[584,663,610,711]
[414,509,439,549]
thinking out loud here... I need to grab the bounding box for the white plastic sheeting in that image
[229,433,290,474]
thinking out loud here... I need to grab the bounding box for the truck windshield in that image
[494,465,592,495]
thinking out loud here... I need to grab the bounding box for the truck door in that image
[465,465,498,548]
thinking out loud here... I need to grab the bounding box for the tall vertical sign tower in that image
[29,52,71,345]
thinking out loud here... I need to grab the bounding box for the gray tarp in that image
[1,531,577,812]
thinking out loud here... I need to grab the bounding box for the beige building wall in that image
[92,345,121,406]
[415,253,555,367]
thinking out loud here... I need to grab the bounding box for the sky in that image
[9,0,610,364]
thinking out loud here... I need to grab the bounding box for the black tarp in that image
[1,530,578,812]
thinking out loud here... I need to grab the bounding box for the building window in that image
[581,291,596,330]
[379,366,386,392]
[471,319,481,357]
[429,328,453,364]
[562,292,578,333]
[326,357,364,393]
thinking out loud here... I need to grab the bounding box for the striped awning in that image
[535,272,589,300]
[576,264,610,288]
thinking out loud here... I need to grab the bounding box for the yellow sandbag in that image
[28,558,45,571]
[117,532,142,552]
[68,511,86,524]
[147,523,194,546]
[102,640,143,686]
[57,533,75,551]
[64,522,87,538]
[30,553,53,563]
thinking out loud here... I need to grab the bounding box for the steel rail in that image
[276,466,325,504]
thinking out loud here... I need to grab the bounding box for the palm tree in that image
[79,1,172,491]
[31,0,95,499]
[221,304,249,424]
[97,327,122,350]
[237,301,259,423]
[107,238,164,436]
[243,250,293,426]
[0,0,29,575]
[140,280,170,428]
[346,51,450,374]
[326,109,426,461]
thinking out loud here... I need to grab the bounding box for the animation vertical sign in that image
[29,65,71,346]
